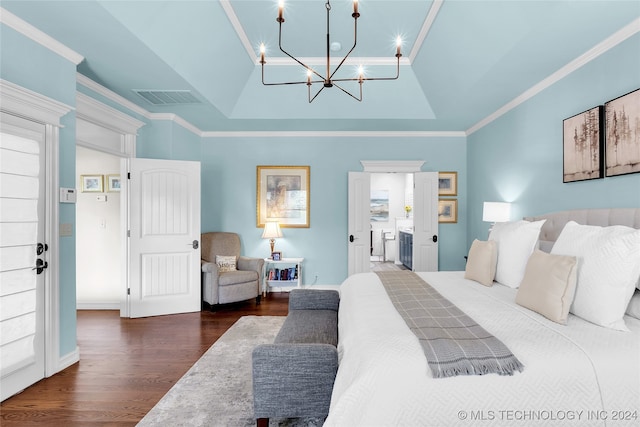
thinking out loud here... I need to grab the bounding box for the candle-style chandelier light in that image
[259,0,402,103]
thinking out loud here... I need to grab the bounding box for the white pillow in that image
[627,290,640,320]
[464,239,498,286]
[488,220,546,288]
[515,250,578,324]
[551,221,640,331]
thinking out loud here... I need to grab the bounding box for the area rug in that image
[137,315,324,427]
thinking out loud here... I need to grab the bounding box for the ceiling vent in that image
[133,90,201,105]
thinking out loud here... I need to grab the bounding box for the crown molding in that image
[77,74,149,118]
[0,7,83,65]
[76,92,145,134]
[409,0,443,63]
[467,16,640,136]
[0,79,73,126]
[201,130,465,138]
[147,113,203,136]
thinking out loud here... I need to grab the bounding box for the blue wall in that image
[1,25,78,357]
[467,33,640,245]
[200,136,468,284]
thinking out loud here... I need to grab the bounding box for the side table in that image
[262,257,304,296]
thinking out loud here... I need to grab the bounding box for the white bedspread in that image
[324,272,640,427]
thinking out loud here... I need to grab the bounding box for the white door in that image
[127,158,201,318]
[412,172,438,271]
[0,113,46,401]
[347,171,371,275]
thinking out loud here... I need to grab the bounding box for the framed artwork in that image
[562,106,604,183]
[271,251,282,261]
[438,171,457,196]
[81,174,103,192]
[106,174,121,192]
[438,199,457,223]
[605,88,640,177]
[370,189,389,222]
[257,166,310,228]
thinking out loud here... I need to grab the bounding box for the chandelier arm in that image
[278,21,323,80]
[309,84,326,103]
[262,65,317,86]
[329,13,358,81]
[332,81,362,102]
[332,55,401,83]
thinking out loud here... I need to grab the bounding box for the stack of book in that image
[267,265,298,281]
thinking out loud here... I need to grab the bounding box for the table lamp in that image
[262,221,283,257]
[483,202,511,233]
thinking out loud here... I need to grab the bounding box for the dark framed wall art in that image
[562,106,604,183]
[605,88,640,177]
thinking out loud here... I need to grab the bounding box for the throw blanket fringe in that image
[375,271,524,378]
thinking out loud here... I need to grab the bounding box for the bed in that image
[324,208,640,427]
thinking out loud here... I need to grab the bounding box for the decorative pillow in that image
[626,290,640,320]
[464,239,498,286]
[551,221,640,331]
[515,250,577,324]
[488,220,546,288]
[216,255,237,273]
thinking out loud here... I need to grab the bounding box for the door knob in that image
[36,242,48,255]
[432,235,438,243]
[191,240,199,249]
[349,235,355,242]
[33,258,48,274]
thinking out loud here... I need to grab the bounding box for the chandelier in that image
[259,0,402,103]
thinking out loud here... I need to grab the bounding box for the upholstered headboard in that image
[524,208,640,252]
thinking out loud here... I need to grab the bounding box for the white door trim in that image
[0,80,73,377]
[75,92,145,318]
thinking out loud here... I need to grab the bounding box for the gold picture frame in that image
[81,174,103,192]
[438,199,458,223]
[257,166,310,228]
[438,171,457,196]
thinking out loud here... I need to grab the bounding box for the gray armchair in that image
[201,232,264,307]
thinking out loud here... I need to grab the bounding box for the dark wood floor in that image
[0,293,290,426]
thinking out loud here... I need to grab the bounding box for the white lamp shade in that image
[483,202,511,223]
[261,221,283,239]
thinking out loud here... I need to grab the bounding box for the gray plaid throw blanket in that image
[375,271,524,378]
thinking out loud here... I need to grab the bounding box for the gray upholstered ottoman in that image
[252,289,339,427]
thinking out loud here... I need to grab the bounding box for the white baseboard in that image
[53,346,80,376]
[77,301,119,310]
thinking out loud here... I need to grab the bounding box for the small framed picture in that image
[438,199,458,223]
[81,175,103,192]
[438,171,457,196]
[106,174,121,192]
[271,251,282,261]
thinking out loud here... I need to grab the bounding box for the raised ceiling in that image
[2,1,639,133]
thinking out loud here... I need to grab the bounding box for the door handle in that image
[36,242,48,255]
[190,240,199,249]
[33,258,48,274]
[349,235,355,242]
[432,235,438,243]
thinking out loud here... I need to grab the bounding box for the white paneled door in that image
[347,171,371,275]
[0,113,46,401]
[127,158,201,318]
[413,172,438,271]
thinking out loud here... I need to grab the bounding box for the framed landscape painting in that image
[605,88,640,177]
[562,106,604,183]
[257,166,310,228]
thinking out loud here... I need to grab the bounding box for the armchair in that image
[201,232,264,308]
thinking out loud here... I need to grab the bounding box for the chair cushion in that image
[218,270,258,286]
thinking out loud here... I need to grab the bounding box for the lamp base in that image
[269,239,275,256]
